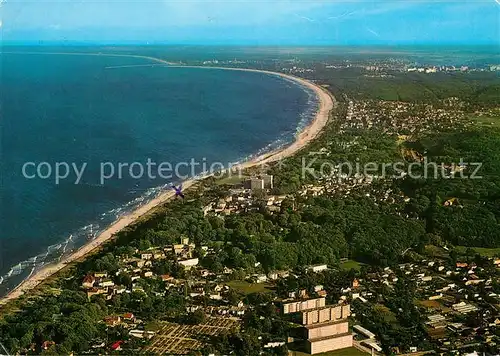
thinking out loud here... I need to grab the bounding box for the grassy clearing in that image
[340,259,364,271]
[423,245,448,258]
[216,174,249,186]
[416,299,451,313]
[455,246,500,258]
[144,321,162,331]
[470,115,500,129]
[226,280,272,295]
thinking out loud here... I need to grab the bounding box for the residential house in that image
[87,287,107,299]
[178,258,199,269]
[268,271,279,280]
[160,274,174,282]
[99,279,115,288]
[110,341,123,351]
[41,341,56,350]
[104,316,121,327]
[253,274,268,283]
[123,313,135,322]
[352,279,360,289]
[82,274,96,288]
[307,264,328,273]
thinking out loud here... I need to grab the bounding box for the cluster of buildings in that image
[202,174,290,217]
[406,65,500,73]
[406,65,471,73]
[287,97,467,204]
[412,257,500,352]
[322,60,498,74]
[319,58,500,74]
[195,57,499,79]
[250,265,383,354]
[103,313,155,339]
[341,99,464,137]
[323,58,408,72]
[79,223,393,356]
[342,252,500,353]
[280,66,315,74]
[81,238,203,299]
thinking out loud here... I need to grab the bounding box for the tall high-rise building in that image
[301,304,353,354]
[260,174,274,189]
[283,300,353,355]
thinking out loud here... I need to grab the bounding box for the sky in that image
[1,0,499,45]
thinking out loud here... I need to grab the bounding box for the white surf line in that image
[2,51,179,65]
[0,54,333,304]
[26,267,36,280]
[105,64,169,69]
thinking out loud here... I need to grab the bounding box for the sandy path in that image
[0,65,335,306]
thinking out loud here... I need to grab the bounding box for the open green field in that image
[226,280,272,295]
[456,246,500,258]
[470,115,500,128]
[416,299,452,313]
[216,174,249,185]
[289,347,368,356]
[144,321,162,331]
[340,259,364,271]
[423,245,448,258]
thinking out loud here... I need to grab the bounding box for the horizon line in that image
[3,42,500,47]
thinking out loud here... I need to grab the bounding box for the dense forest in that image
[399,127,500,247]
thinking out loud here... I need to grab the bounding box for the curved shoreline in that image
[0,63,335,306]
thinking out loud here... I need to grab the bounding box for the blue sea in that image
[0,49,317,295]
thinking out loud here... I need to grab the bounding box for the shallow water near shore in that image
[0,50,317,295]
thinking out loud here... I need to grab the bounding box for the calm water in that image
[0,50,317,294]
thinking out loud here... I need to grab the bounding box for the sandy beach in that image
[0,64,335,306]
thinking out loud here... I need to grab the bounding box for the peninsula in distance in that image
[0,1,499,355]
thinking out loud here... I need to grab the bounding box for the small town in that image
[31,74,497,355]
[1,2,499,354]
[68,153,500,355]
[77,224,500,355]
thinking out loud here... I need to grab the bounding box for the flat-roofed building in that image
[304,320,349,339]
[302,305,351,325]
[361,340,383,353]
[178,258,199,269]
[293,303,353,355]
[307,264,328,273]
[260,174,274,189]
[306,333,353,355]
[246,178,264,190]
[452,302,478,314]
[353,325,376,339]
[283,297,326,314]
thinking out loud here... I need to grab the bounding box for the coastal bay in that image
[0,52,331,301]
